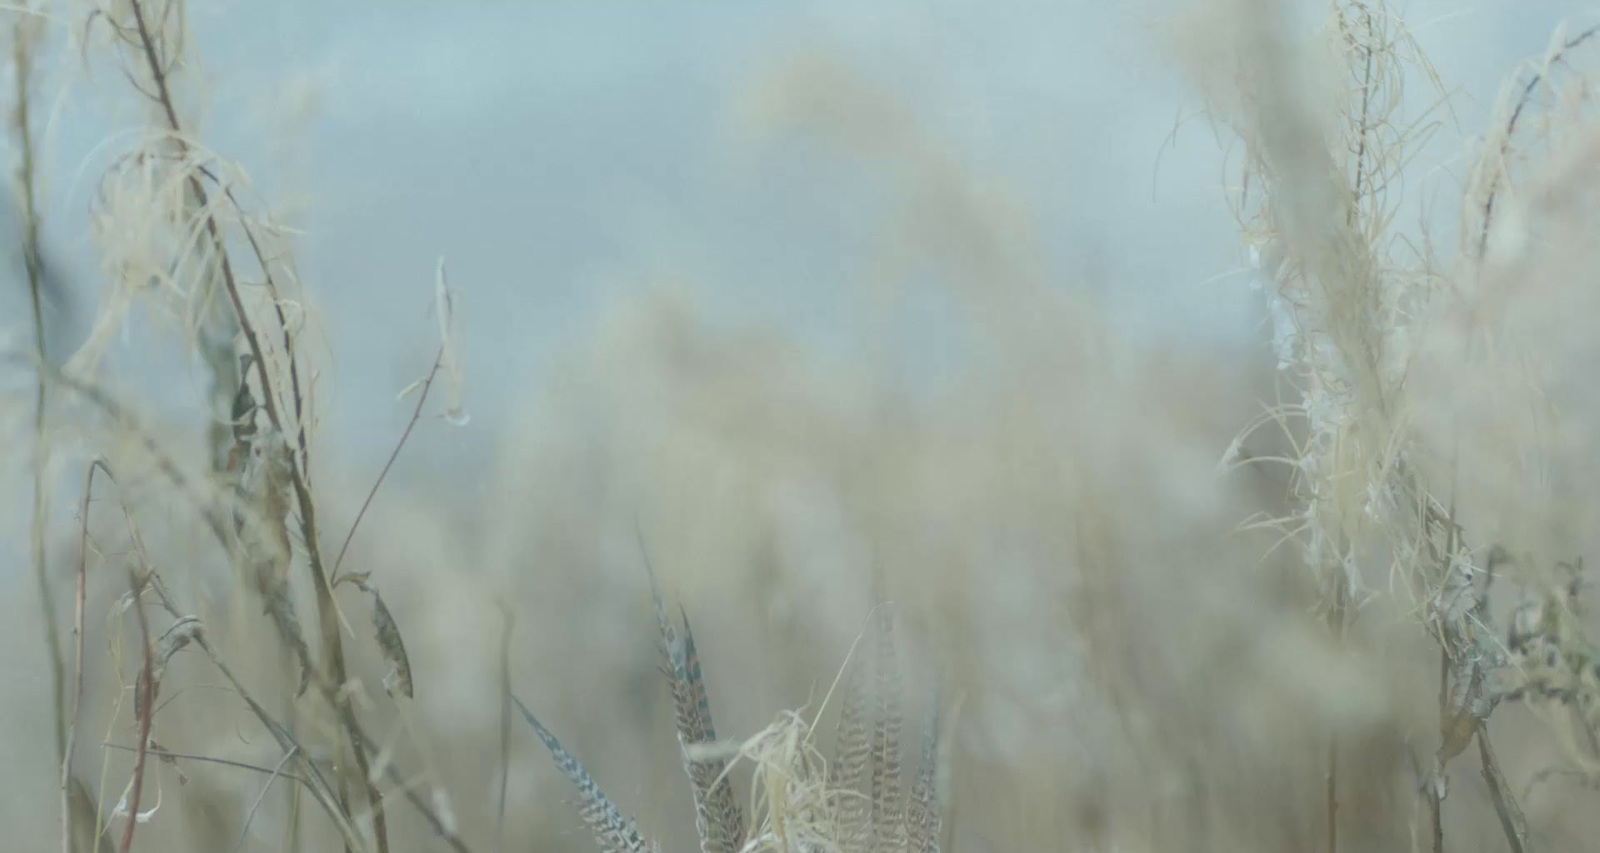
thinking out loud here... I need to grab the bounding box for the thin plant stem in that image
[63,460,107,853]
[331,345,445,581]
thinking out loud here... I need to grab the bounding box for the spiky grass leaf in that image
[907,683,942,853]
[513,694,659,853]
[830,651,873,853]
[869,607,906,853]
[640,541,746,853]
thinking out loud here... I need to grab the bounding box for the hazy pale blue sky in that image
[8,0,1595,467]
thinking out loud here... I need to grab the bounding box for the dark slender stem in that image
[331,345,445,580]
[1478,731,1528,853]
[496,608,514,853]
[1432,649,1446,853]
[62,461,105,853]
[100,744,313,788]
[50,377,472,850]
[1477,24,1600,260]
[14,8,68,798]
[105,462,365,850]
[119,573,155,853]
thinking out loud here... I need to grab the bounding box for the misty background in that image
[7,0,1586,474]
[6,1,1600,849]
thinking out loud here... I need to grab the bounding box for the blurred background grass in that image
[7,1,1600,851]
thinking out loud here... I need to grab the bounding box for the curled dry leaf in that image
[350,577,414,700]
[152,616,200,682]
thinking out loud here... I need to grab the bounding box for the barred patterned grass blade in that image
[907,681,943,853]
[679,609,746,853]
[512,694,658,853]
[638,532,746,853]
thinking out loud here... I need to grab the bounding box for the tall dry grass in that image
[6,1,1600,852]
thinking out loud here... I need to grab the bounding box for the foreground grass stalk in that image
[119,572,155,853]
[71,437,472,851]
[1476,733,1527,853]
[121,2,387,849]
[62,461,105,853]
[11,3,68,787]
[331,345,444,580]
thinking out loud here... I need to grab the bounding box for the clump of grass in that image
[1180,0,1600,848]
[16,0,1600,851]
[8,2,470,851]
[515,575,947,853]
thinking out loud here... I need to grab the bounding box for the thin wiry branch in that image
[1478,731,1529,853]
[12,4,68,800]
[62,460,108,853]
[53,372,471,850]
[99,743,313,788]
[118,572,155,853]
[1476,23,1600,260]
[496,609,514,853]
[331,344,445,581]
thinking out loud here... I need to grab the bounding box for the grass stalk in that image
[121,2,386,848]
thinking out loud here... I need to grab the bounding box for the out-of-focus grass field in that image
[8,2,1600,852]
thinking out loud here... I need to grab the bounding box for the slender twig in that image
[47,381,470,851]
[495,608,514,853]
[1477,23,1600,260]
[100,744,312,788]
[1431,648,1446,853]
[331,345,445,580]
[62,461,106,853]
[194,163,312,479]
[103,464,364,850]
[1326,580,1347,853]
[119,572,155,853]
[1478,731,1529,853]
[237,747,300,851]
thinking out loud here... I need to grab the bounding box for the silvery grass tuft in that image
[515,575,948,853]
[15,1,1600,851]
[1180,0,1600,849]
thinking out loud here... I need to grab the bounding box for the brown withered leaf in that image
[351,577,413,699]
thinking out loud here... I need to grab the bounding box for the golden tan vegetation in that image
[8,1,1600,852]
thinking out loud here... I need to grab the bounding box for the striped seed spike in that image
[680,608,747,853]
[906,681,942,853]
[869,607,906,853]
[679,608,715,742]
[636,530,747,853]
[830,649,873,853]
[637,531,688,682]
[512,695,657,853]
